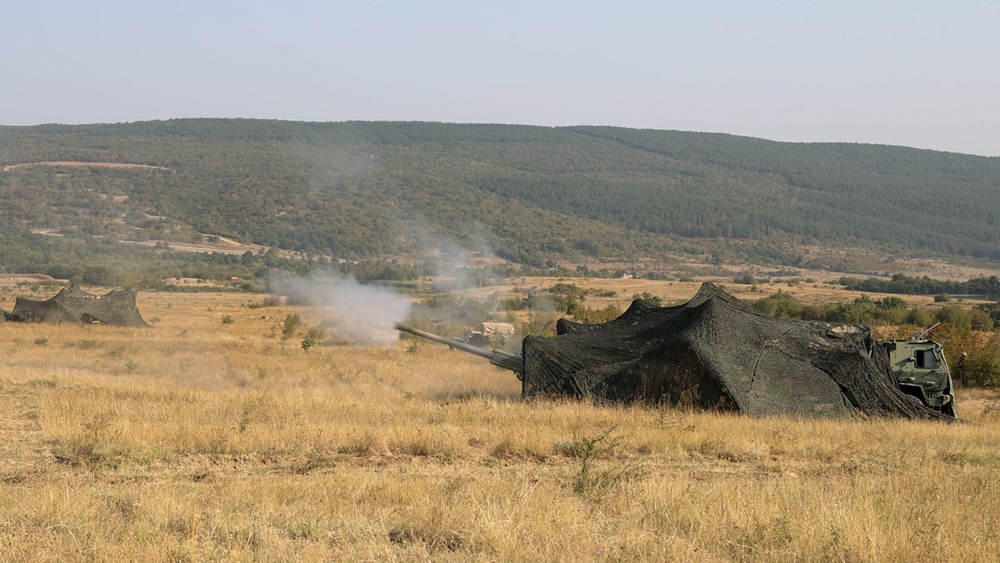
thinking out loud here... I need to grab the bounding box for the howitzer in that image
[394,323,523,374]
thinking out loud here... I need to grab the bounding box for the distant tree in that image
[82,266,115,286]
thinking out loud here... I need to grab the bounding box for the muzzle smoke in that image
[274,274,412,346]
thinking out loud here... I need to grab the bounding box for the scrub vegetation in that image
[5,120,1000,284]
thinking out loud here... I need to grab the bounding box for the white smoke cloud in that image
[274,274,412,346]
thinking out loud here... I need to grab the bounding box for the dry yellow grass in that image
[2,288,1000,561]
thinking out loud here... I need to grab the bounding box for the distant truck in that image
[463,322,515,348]
[883,324,956,417]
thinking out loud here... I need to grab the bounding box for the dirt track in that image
[1,161,171,172]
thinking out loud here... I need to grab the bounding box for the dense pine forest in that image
[1,119,999,285]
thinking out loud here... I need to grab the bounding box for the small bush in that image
[281,314,302,340]
[237,280,260,293]
[965,333,1000,386]
[247,296,281,309]
[631,292,662,307]
[572,304,623,325]
[556,426,638,497]
[301,327,326,351]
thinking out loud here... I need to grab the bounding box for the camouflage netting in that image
[522,283,945,419]
[6,286,150,327]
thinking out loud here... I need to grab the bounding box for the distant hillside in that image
[2,119,999,278]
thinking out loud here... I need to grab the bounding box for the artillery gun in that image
[393,284,955,420]
[394,323,523,375]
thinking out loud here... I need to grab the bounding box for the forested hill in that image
[2,119,1000,271]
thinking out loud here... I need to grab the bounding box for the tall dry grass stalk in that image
[1,290,999,561]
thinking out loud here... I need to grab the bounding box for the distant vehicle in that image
[883,324,956,417]
[463,322,516,348]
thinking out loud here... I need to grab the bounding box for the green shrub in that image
[572,304,623,325]
[631,292,662,307]
[752,291,802,320]
[281,314,302,340]
[965,337,1000,386]
[301,327,325,351]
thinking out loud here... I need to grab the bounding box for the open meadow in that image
[2,285,1000,561]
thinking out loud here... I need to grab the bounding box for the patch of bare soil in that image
[0,274,57,285]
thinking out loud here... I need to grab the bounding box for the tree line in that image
[839,274,1000,299]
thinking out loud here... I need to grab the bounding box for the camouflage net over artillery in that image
[522,283,945,419]
[6,286,150,327]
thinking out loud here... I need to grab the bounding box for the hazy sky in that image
[3,1,999,156]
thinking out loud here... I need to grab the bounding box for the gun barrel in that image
[394,322,522,373]
[394,323,495,359]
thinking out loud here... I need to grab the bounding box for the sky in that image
[3,1,999,156]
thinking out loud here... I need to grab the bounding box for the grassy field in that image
[2,285,1000,561]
